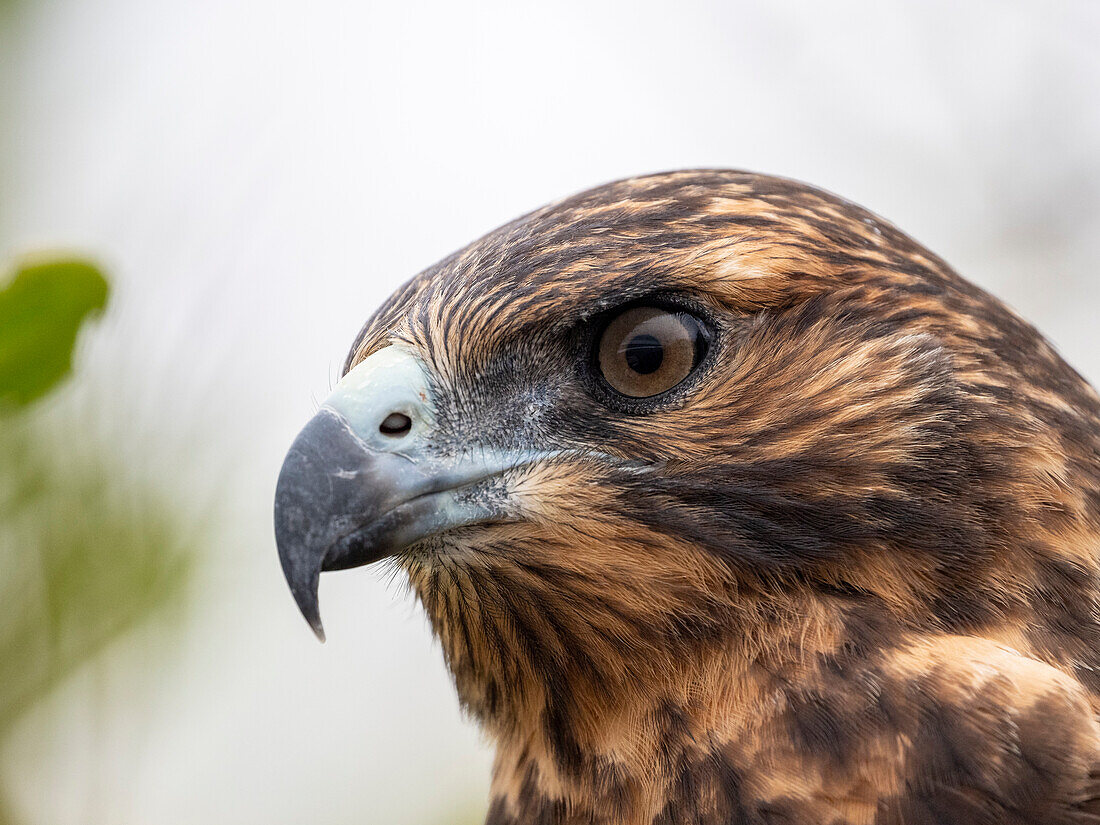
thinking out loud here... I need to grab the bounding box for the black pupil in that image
[624,333,664,375]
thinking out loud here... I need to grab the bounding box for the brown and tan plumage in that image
[275,170,1100,824]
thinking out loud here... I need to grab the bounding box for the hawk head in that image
[274,171,1100,816]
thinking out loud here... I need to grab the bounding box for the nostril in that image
[379,412,413,437]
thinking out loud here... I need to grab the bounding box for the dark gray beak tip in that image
[306,609,327,644]
[275,409,381,643]
[275,495,328,642]
[289,566,327,643]
[274,418,339,643]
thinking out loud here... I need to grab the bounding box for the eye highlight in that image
[596,305,710,399]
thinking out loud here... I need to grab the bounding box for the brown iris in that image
[597,306,708,398]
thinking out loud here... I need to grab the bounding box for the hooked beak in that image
[274,346,521,640]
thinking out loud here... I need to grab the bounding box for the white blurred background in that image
[0,1,1098,823]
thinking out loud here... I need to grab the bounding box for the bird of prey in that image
[274,170,1100,824]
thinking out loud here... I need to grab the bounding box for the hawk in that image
[274,171,1100,824]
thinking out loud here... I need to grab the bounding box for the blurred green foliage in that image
[0,259,108,407]
[0,257,193,824]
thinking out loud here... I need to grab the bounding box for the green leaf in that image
[0,257,109,407]
[0,257,194,754]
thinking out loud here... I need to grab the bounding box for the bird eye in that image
[596,305,709,399]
